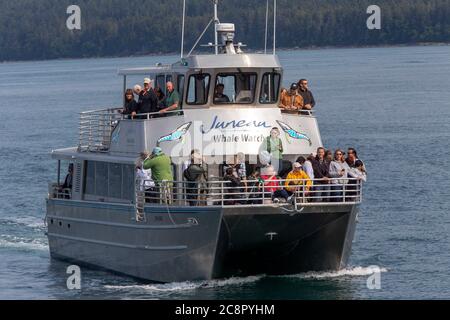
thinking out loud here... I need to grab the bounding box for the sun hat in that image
[152,147,162,155]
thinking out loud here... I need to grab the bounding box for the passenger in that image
[284,162,312,202]
[154,87,166,109]
[138,78,159,118]
[347,160,366,202]
[133,84,143,96]
[311,147,331,202]
[183,150,208,207]
[279,83,304,111]
[261,165,290,204]
[348,160,367,182]
[121,89,139,119]
[297,155,315,183]
[58,164,73,199]
[160,82,181,114]
[135,158,156,203]
[262,127,284,175]
[223,167,242,205]
[297,79,316,110]
[247,167,263,204]
[214,84,230,103]
[346,148,366,170]
[329,149,350,202]
[325,149,333,165]
[143,147,174,203]
[61,164,74,190]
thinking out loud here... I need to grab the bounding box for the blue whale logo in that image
[158,122,192,144]
[277,120,312,146]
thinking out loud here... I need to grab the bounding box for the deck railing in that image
[78,108,184,152]
[135,178,363,211]
[78,108,123,152]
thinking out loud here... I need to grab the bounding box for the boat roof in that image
[52,147,135,164]
[118,54,282,75]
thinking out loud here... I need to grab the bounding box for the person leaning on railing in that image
[159,82,180,116]
[279,83,304,112]
[121,89,139,119]
[284,162,312,202]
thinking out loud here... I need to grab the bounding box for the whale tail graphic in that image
[276,120,312,146]
[157,122,192,145]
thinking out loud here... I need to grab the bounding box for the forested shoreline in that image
[0,0,449,62]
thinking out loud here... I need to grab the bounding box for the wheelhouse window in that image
[260,72,281,104]
[186,74,211,105]
[177,74,185,108]
[214,73,257,104]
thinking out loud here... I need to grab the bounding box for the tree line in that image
[0,0,449,61]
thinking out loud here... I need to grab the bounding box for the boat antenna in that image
[273,0,277,55]
[214,0,219,55]
[264,0,269,54]
[181,0,186,59]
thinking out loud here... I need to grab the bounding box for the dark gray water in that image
[1,45,449,299]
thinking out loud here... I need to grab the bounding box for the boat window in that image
[156,75,166,93]
[214,73,257,105]
[186,74,211,105]
[108,163,122,199]
[260,72,281,104]
[84,161,135,201]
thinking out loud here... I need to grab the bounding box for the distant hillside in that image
[0,0,449,61]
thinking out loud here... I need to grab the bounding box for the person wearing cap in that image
[279,83,304,111]
[284,162,312,201]
[137,78,158,117]
[297,79,316,110]
[143,147,174,183]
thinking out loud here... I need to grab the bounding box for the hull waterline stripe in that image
[46,215,193,230]
[47,233,187,251]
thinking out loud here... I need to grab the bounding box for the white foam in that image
[278,266,388,279]
[0,237,48,251]
[104,275,263,293]
[0,216,46,230]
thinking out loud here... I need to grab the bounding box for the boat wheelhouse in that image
[46,2,362,283]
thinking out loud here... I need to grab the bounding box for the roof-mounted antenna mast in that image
[264,0,269,54]
[181,0,186,59]
[214,0,219,55]
[273,0,277,55]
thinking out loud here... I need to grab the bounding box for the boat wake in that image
[277,266,388,280]
[104,275,264,293]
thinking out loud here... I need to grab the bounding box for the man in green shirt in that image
[159,81,180,114]
[143,147,174,183]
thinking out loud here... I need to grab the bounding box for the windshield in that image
[214,73,257,105]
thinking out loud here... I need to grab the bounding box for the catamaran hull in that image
[46,199,358,283]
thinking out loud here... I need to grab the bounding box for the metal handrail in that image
[135,178,363,209]
[78,108,185,152]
